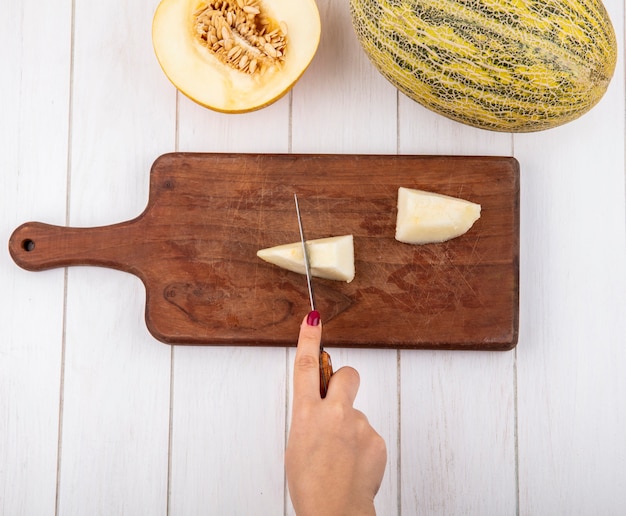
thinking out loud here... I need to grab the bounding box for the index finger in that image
[293,311,323,403]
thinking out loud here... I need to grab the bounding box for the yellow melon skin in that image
[350,0,617,132]
[153,0,321,113]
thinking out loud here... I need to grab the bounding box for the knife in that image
[294,193,333,399]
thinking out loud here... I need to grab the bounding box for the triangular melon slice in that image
[395,187,481,244]
[257,235,354,282]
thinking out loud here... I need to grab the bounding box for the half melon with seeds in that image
[152,0,321,113]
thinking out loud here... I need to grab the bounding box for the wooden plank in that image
[177,93,291,154]
[401,350,517,515]
[288,0,401,511]
[291,0,399,154]
[169,346,287,515]
[398,96,514,157]
[398,96,518,515]
[169,78,290,516]
[0,1,71,514]
[9,153,519,350]
[515,1,626,508]
[54,0,173,513]
[60,272,172,514]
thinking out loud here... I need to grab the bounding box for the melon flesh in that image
[257,235,355,282]
[152,0,321,113]
[395,187,481,244]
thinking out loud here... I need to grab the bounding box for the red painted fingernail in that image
[306,310,320,326]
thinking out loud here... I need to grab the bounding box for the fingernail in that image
[306,310,320,326]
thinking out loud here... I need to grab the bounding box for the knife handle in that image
[319,350,333,399]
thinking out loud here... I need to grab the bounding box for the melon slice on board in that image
[257,235,355,282]
[395,187,481,244]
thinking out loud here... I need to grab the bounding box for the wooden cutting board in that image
[9,153,519,350]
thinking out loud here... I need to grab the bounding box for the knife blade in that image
[294,193,333,398]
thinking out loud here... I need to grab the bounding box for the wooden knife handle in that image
[8,221,139,273]
[319,350,333,399]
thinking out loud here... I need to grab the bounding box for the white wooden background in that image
[2,0,625,514]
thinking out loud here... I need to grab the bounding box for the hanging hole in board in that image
[22,239,35,252]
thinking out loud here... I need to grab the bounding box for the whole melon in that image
[350,0,617,132]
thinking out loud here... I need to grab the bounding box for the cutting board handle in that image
[9,221,139,273]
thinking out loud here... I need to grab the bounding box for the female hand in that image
[285,311,387,516]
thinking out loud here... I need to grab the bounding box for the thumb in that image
[326,366,360,406]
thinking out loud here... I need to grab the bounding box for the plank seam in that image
[166,346,175,516]
[514,345,520,516]
[288,90,293,154]
[397,349,402,516]
[55,0,76,511]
